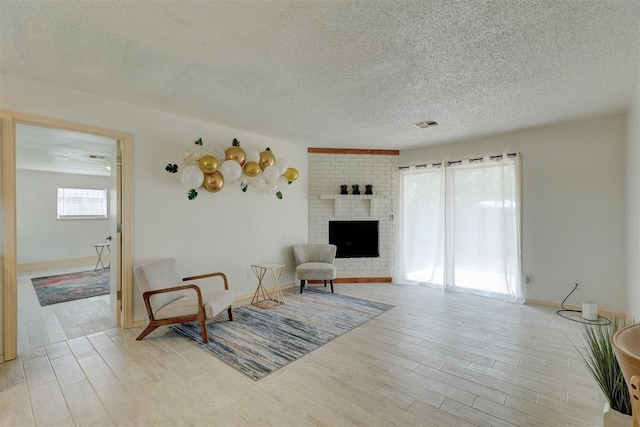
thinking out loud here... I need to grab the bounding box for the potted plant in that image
[573,318,632,426]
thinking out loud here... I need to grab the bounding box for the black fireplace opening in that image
[329,220,379,258]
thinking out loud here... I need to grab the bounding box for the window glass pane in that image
[57,187,108,218]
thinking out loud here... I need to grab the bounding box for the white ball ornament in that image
[245,147,260,163]
[263,165,280,183]
[274,157,289,175]
[219,160,242,182]
[180,165,204,188]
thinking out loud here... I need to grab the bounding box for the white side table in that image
[91,243,111,271]
[250,262,285,309]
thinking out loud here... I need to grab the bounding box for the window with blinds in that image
[57,187,108,219]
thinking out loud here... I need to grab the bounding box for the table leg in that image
[250,265,285,309]
[269,265,285,304]
[251,266,271,309]
[94,246,105,271]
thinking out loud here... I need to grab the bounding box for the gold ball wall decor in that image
[283,167,299,182]
[198,155,219,173]
[203,171,225,192]
[225,146,246,165]
[173,138,300,200]
[259,150,276,170]
[243,161,261,177]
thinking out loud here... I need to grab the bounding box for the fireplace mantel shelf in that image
[320,194,388,216]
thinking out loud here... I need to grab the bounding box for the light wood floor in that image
[17,266,114,353]
[2,282,606,426]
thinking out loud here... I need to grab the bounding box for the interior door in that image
[109,139,122,326]
[0,119,4,359]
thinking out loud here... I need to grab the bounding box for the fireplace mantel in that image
[320,194,388,216]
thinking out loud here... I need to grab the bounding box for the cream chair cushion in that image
[155,288,235,320]
[134,258,187,313]
[296,262,336,280]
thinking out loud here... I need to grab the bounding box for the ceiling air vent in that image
[88,154,106,160]
[414,120,439,129]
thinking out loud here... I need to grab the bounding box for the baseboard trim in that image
[17,256,105,272]
[525,298,627,323]
[130,319,146,328]
[308,277,392,284]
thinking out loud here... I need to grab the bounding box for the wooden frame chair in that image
[134,258,234,343]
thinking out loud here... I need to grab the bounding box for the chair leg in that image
[227,306,234,321]
[136,323,158,341]
[300,280,305,294]
[324,280,327,287]
[200,320,209,344]
[330,280,334,293]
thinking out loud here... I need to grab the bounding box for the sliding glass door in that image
[395,155,523,302]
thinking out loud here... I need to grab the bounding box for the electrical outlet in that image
[525,273,532,284]
[574,281,580,290]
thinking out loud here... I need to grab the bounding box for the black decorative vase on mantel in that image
[340,185,348,195]
[352,184,360,195]
[365,184,373,195]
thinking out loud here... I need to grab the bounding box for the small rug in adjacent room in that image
[31,268,110,306]
[171,288,394,380]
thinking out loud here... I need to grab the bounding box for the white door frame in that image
[1,110,134,361]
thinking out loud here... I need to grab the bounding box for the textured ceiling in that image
[16,124,115,177]
[1,1,639,150]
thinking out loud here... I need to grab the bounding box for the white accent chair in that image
[133,258,234,343]
[293,244,337,294]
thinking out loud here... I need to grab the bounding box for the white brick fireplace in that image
[307,149,398,281]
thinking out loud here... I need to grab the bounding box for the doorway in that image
[1,110,134,361]
[16,124,117,352]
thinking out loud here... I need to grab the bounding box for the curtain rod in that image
[398,152,517,170]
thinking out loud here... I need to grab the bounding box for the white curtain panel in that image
[394,154,524,303]
[393,167,445,287]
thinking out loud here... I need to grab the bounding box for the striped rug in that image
[171,288,394,380]
[31,268,110,306]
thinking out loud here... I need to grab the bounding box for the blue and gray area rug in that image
[31,268,110,306]
[171,288,394,380]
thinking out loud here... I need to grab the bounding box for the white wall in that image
[16,170,111,264]
[626,83,640,322]
[0,74,308,340]
[400,115,627,314]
